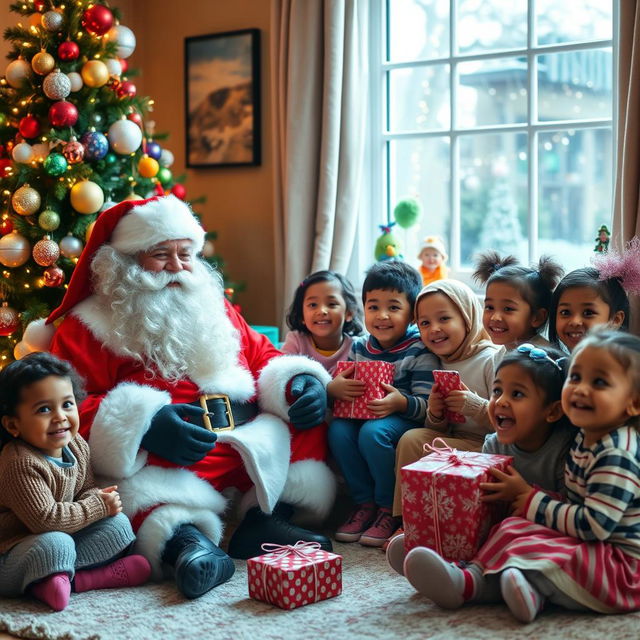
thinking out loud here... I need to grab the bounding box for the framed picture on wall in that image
[184,28,261,168]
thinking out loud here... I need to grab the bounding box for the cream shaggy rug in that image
[1,542,640,640]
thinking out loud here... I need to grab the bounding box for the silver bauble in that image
[43,69,71,100]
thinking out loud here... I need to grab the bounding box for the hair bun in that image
[536,255,564,289]
[473,251,519,284]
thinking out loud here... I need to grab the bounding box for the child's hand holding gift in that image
[366,382,408,418]
[327,364,366,401]
[427,383,446,420]
[479,466,533,512]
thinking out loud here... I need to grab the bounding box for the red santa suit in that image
[45,195,335,578]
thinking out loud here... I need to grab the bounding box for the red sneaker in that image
[359,508,401,547]
[334,503,377,542]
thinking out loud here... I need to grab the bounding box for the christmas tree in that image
[478,180,525,258]
[0,1,238,366]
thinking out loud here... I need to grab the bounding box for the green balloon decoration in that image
[393,198,422,229]
[38,209,61,231]
[44,152,68,176]
[157,167,172,186]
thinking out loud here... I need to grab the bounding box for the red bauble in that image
[127,111,143,128]
[34,0,46,10]
[119,57,128,74]
[0,218,14,235]
[81,4,114,35]
[58,41,80,61]
[117,81,136,98]
[0,159,12,177]
[49,101,78,128]
[43,265,65,287]
[0,303,20,337]
[18,115,41,139]
[171,184,186,200]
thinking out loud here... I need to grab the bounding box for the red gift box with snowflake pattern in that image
[247,542,342,610]
[401,440,513,562]
[332,361,395,420]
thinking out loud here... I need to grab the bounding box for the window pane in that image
[388,65,450,132]
[537,49,612,122]
[536,0,612,46]
[538,128,612,271]
[458,57,527,127]
[459,132,528,266]
[456,0,527,54]
[388,0,449,62]
[389,137,451,267]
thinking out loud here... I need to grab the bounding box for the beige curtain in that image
[271,0,369,323]
[612,1,640,335]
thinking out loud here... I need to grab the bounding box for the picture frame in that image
[184,28,261,168]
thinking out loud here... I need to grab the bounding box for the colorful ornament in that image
[0,303,20,337]
[0,218,14,236]
[157,167,172,186]
[117,80,137,98]
[119,58,129,74]
[104,152,117,165]
[81,130,108,160]
[63,138,85,164]
[70,181,104,214]
[43,69,71,100]
[108,119,142,154]
[138,155,159,178]
[0,232,31,267]
[105,58,122,76]
[32,236,60,267]
[38,209,60,232]
[43,264,65,287]
[68,72,83,92]
[12,142,35,164]
[145,140,162,160]
[105,25,136,58]
[59,234,83,259]
[34,0,46,11]
[49,101,78,128]
[28,12,42,28]
[41,10,63,31]
[171,184,186,200]
[12,185,41,216]
[18,115,41,139]
[81,60,109,88]
[82,4,114,35]
[159,149,174,168]
[58,41,80,61]
[127,111,143,128]
[32,51,55,75]
[5,58,32,88]
[44,152,68,176]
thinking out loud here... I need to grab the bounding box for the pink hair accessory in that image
[592,236,640,296]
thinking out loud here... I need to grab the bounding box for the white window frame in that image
[369,0,618,286]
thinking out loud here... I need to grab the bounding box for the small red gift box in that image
[401,439,513,562]
[247,542,342,610]
[332,360,395,420]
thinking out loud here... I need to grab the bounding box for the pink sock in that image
[74,555,151,593]
[30,573,71,611]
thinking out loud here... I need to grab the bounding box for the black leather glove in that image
[141,404,217,466]
[287,374,327,430]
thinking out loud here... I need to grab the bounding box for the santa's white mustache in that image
[134,268,198,292]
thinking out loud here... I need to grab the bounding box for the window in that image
[372,0,616,282]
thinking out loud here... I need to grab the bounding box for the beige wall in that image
[1,1,277,325]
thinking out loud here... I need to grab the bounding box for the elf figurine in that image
[417,236,448,286]
[594,224,611,253]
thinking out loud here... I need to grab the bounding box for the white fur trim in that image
[217,414,291,513]
[89,383,170,478]
[257,355,332,420]
[279,459,337,523]
[134,505,224,580]
[111,195,205,255]
[22,318,55,352]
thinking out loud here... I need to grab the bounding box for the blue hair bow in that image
[517,343,563,371]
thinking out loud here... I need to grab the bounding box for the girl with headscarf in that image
[391,280,501,517]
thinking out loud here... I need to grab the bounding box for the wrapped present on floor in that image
[401,438,513,562]
[332,360,395,420]
[247,542,342,609]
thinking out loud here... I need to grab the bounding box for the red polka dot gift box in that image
[247,542,342,610]
[332,361,395,420]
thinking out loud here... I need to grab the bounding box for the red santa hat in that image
[47,194,205,324]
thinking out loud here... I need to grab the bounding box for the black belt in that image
[190,394,258,432]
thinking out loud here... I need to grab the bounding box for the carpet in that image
[1,543,640,640]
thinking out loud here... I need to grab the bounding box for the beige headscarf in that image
[415,279,494,363]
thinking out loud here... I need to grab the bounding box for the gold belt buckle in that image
[198,394,235,432]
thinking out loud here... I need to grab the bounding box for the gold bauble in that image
[70,181,104,214]
[32,51,55,76]
[12,185,41,216]
[0,232,31,267]
[81,60,109,88]
[137,155,159,178]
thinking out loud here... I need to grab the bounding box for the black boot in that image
[227,505,332,560]
[162,524,235,598]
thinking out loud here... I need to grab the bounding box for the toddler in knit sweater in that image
[0,352,150,611]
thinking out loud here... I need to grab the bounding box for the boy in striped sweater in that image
[328,261,438,547]
[401,329,640,623]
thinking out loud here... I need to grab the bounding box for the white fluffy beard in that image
[90,245,240,382]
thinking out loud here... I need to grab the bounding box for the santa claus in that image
[44,195,336,599]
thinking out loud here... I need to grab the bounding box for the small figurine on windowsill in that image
[418,235,449,286]
[594,224,611,253]
[374,222,403,261]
